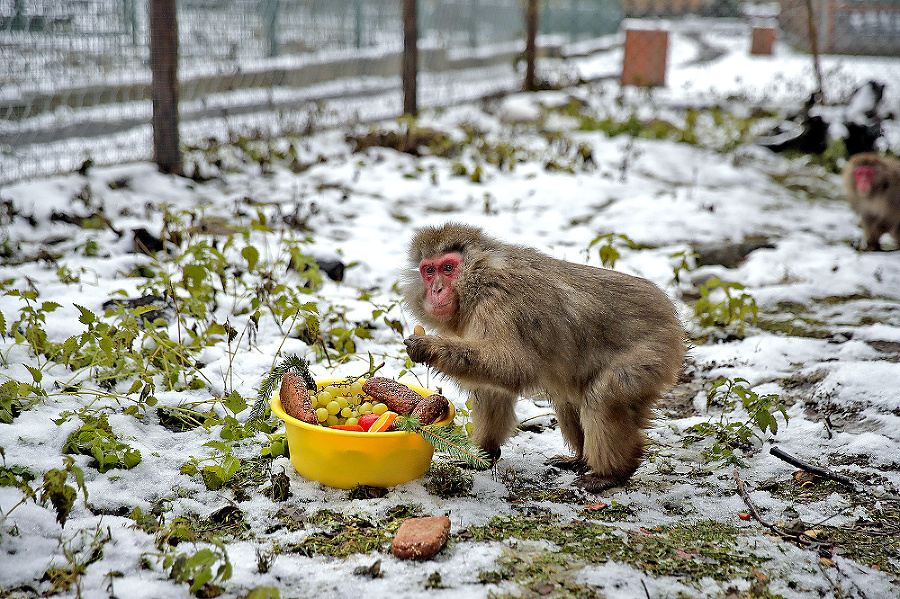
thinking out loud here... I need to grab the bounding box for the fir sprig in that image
[250,354,316,422]
[394,414,492,470]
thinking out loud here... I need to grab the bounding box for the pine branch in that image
[250,354,316,422]
[395,415,491,470]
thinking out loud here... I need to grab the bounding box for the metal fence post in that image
[570,0,579,42]
[260,0,279,57]
[124,0,138,46]
[469,0,479,47]
[149,0,182,175]
[354,0,364,49]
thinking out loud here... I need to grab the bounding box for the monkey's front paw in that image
[404,335,438,365]
[574,473,628,493]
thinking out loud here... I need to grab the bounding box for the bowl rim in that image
[270,376,456,436]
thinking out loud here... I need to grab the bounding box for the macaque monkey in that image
[843,153,900,251]
[402,223,685,492]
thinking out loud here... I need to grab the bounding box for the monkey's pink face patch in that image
[854,166,876,193]
[420,253,461,319]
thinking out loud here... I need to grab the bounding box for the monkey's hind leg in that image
[576,353,667,493]
[862,214,887,251]
[576,400,647,492]
[545,398,589,473]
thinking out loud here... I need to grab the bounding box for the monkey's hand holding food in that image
[403,334,445,367]
[405,324,439,366]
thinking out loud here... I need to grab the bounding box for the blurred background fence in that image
[1,0,898,185]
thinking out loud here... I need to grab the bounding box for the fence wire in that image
[1,0,898,186]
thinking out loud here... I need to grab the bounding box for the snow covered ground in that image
[1,18,899,599]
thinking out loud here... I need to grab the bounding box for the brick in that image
[390,516,451,560]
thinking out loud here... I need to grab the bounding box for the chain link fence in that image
[2,0,898,186]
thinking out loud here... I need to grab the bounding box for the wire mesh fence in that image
[1,0,898,186]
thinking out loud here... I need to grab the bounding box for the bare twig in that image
[770,446,900,502]
[770,446,859,488]
[733,469,772,527]
[733,469,830,552]
[817,561,848,599]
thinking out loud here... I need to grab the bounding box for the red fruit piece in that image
[358,413,380,432]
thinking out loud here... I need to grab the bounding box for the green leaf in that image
[24,365,42,384]
[182,263,208,291]
[123,448,142,469]
[203,440,229,452]
[201,465,226,490]
[223,391,248,415]
[246,587,281,599]
[241,246,260,271]
[40,468,77,527]
[40,301,61,313]
[75,304,95,325]
[206,322,228,338]
[220,454,241,479]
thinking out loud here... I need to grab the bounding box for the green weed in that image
[585,232,641,269]
[469,514,766,586]
[683,377,787,466]
[693,276,759,340]
[60,411,142,472]
[0,452,88,530]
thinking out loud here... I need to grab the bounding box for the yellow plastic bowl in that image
[270,378,456,489]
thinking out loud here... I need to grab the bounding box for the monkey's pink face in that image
[419,252,461,319]
[854,166,876,194]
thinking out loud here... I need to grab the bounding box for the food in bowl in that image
[270,377,455,489]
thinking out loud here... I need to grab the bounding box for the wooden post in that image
[524,0,539,91]
[402,0,418,117]
[620,28,668,88]
[149,0,182,175]
[804,0,825,103]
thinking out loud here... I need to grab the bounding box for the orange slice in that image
[369,410,398,432]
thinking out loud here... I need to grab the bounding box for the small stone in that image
[390,516,451,560]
